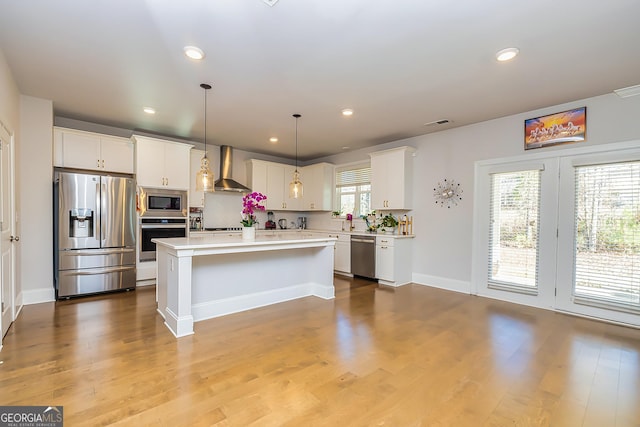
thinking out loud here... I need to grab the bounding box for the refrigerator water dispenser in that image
[69,208,94,238]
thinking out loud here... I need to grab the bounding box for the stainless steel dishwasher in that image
[351,235,376,279]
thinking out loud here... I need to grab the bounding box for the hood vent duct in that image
[214,145,251,192]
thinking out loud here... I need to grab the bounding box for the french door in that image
[556,150,640,325]
[473,142,640,327]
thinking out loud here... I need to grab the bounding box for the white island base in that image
[153,234,336,338]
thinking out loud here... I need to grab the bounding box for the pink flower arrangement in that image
[241,192,267,227]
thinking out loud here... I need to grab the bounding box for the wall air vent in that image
[423,119,451,127]
[262,0,279,6]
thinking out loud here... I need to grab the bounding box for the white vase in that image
[242,226,256,241]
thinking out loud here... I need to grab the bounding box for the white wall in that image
[315,93,640,293]
[19,96,53,303]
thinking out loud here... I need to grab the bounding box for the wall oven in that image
[138,188,188,262]
[139,218,187,261]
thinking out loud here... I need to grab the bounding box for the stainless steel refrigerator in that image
[54,170,136,298]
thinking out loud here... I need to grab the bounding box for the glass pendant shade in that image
[289,113,303,199]
[196,156,214,192]
[289,169,303,198]
[196,83,214,192]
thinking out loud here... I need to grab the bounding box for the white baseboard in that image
[22,288,55,305]
[412,273,471,294]
[136,279,156,287]
[192,283,333,322]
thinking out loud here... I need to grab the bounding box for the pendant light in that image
[196,83,214,192]
[289,113,303,198]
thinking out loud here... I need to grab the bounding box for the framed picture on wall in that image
[524,106,586,150]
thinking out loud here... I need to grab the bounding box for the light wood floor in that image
[1,277,639,426]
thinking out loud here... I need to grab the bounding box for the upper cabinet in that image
[301,163,334,211]
[246,160,333,211]
[53,127,134,174]
[370,146,415,210]
[133,135,192,190]
[247,160,299,210]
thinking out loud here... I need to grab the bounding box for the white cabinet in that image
[376,236,413,286]
[53,127,134,173]
[370,146,415,210]
[247,159,333,211]
[189,149,205,207]
[134,135,192,190]
[301,163,334,211]
[267,163,287,210]
[247,160,301,210]
[247,159,268,197]
[329,232,351,274]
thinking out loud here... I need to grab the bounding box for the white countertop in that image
[153,231,336,251]
[189,228,415,239]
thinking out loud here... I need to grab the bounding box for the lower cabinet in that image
[330,233,351,274]
[376,236,413,286]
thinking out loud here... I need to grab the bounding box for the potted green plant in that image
[331,210,342,218]
[377,213,398,234]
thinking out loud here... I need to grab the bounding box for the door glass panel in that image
[574,161,640,310]
[488,170,540,293]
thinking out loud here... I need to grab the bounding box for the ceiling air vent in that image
[423,119,451,127]
[614,84,640,98]
[262,0,279,6]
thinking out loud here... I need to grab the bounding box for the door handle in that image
[10,235,19,242]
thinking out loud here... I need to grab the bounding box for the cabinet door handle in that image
[102,159,105,168]
[97,159,100,168]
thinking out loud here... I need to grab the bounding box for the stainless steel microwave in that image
[138,187,187,218]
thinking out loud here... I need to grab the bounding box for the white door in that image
[556,150,640,326]
[0,122,16,337]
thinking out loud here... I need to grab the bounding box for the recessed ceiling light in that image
[342,109,354,116]
[269,137,278,143]
[496,47,519,62]
[184,46,205,60]
[143,107,156,115]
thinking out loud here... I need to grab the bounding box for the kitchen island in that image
[153,232,336,337]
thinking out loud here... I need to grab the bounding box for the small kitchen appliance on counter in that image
[189,207,203,231]
[278,218,287,229]
[297,216,307,229]
[265,211,276,229]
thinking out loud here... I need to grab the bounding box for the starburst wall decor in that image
[433,179,463,208]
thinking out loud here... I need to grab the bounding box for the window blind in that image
[488,169,541,293]
[573,161,640,311]
[335,165,371,188]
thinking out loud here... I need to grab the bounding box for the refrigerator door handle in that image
[95,182,102,242]
[64,248,135,256]
[65,265,136,276]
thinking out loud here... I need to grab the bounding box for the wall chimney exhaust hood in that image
[214,145,251,192]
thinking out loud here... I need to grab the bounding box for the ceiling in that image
[1,1,639,161]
